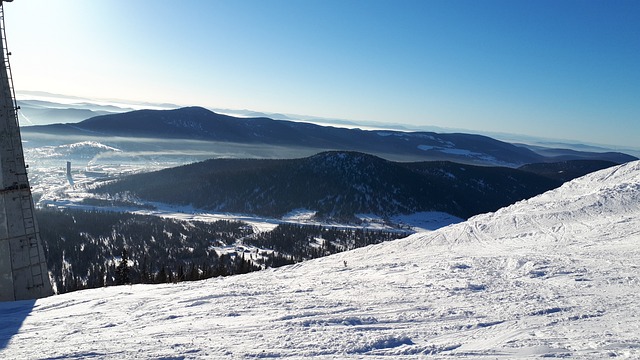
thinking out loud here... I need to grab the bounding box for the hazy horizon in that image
[16,90,640,157]
[5,0,639,148]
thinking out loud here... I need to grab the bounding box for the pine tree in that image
[156,266,168,283]
[115,248,130,285]
[177,265,185,282]
[139,255,150,284]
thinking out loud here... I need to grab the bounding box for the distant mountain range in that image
[93,151,616,221]
[23,106,637,166]
[17,99,130,125]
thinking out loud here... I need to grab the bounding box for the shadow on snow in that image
[0,299,36,349]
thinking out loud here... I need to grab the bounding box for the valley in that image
[21,118,628,299]
[23,137,462,233]
[23,107,632,292]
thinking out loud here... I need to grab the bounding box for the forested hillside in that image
[94,151,563,220]
[518,159,617,182]
[36,208,405,294]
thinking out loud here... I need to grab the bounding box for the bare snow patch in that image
[282,209,317,221]
[391,211,464,232]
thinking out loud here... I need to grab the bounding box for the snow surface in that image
[390,212,464,232]
[2,161,640,359]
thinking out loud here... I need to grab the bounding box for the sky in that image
[3,0,639,148]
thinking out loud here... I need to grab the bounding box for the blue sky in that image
[5,0,639,148]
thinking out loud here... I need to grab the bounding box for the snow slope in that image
[1,161,639,359]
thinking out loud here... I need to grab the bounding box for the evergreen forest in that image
[36,208,406,294]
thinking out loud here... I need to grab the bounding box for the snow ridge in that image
[408,159,640,249]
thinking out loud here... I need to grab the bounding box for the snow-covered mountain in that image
[2,161,639,359]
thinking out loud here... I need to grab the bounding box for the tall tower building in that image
[0,0,53,301]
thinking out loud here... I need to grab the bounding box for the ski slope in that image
[1,161,639,359]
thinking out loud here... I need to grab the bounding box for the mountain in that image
[94,151,564,220]
[518,159,618,182]
[17,99,122,125]
[21,107,565,166]
[519,143,637,164]
[2,161,638,359]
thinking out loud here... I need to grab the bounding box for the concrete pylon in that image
[0,0,53,301]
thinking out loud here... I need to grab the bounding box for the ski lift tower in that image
[0,0,53,301]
